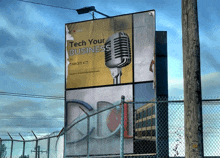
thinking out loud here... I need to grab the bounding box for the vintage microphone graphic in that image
[104,32,131,84]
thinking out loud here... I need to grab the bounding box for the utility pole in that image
[182,0,204,157]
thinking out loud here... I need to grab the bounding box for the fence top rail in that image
[126,98,220,104]
[0,133,63,142]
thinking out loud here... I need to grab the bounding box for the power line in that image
[0,91,64,100]
[18,0,77,11]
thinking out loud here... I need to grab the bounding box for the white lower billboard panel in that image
[65,85,133,156]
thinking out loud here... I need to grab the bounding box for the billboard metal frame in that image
[64,9,168,158]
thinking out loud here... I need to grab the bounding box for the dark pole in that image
[19,133,25,158]
[7,133,13,158]
[0,138,2,158]
[155,31,168,157]
[47,138,50,158]
[182,0,204,157]
[38,146,40,158]
[94,10,110,18]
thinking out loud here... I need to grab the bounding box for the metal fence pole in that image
[11,140,13,158]
[78,106,90,158]
[120,95,125,158]
[7,133,13,158]
[87,116,90,158]
[0,138,2,158]
[47,137,50,158]
[32,130,38,158]
[19,133,25,158]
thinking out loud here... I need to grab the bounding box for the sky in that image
[0,0,220,156]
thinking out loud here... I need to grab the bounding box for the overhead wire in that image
[18,0,77,11]
[0,91,64,100]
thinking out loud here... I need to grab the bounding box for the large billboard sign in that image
[65,10,156,157]
[66,15,133,88]
[66,11,155,89]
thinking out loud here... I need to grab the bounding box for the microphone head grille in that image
[104,32,131,68]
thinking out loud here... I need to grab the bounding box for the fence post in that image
[47,137,50,158]
[19,133,25,158]
[120,95,125,158]
[7,133,13,158]
[78,106,90,158]
[87,116,90,158]
[0,138,2,158]
[31,130,38,158]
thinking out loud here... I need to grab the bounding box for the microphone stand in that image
[110,68,122,84]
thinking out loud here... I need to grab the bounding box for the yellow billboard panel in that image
[66,15,133,89]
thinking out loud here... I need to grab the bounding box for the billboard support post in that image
[120,95,125,158]
[155,31,168,157]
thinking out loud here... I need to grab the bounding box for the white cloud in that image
[157,13,182,38]
[168,71,220,98]
[0,15,10,28]
[23,3,52,26]
[202,72,220,88]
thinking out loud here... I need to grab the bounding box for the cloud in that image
[198,1,220,34]
[168,71,220,98]
[0,29,20,48]
[0,56,61,83]
[0,98,64,138]
[201,72,220,98]
[38,34,64,64]
[201,48,220,74]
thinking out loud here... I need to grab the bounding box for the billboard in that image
[65,10,156,157]
[66,15,133,89]
[66,11,155,89]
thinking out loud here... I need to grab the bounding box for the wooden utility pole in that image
[182,0,204,157]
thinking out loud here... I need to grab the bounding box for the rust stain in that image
[193,144,198,148]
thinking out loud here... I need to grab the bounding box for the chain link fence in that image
[0,96,219,158]
[0,131,64,158]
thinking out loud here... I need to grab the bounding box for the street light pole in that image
[76,6,110,19]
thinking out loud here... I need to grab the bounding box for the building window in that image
[136,113,139,120]
[142,120,146,127]
[137,131,142,137]
[147,119,151,127]
[152,118,155,126]
[147,130,151,136]
[136,123,139,128]
[142,131,146,136]
[152,130,156,136]
[152,106,155,115]
[147,107,152,116]
[143,110,146,118]
[140,111,143,119]
[139,121,142,128]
